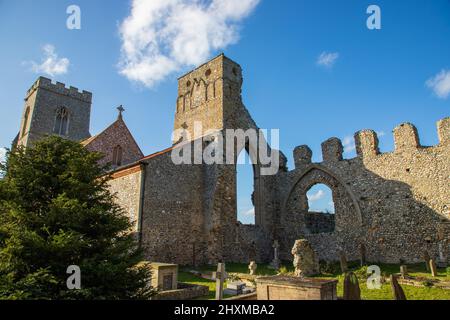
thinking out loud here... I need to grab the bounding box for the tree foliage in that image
[0,136,152,299]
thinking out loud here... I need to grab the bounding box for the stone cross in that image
[249,261,257,275]
[429,259,438,277]
[212,263,227,300]
[117,105,125,119]
[270,240,281,270]
[339,250,348,273]
[400,265,408,279]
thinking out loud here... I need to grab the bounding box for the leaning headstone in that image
[291,239,320,277]
[212,263,228,300]
[343,272,361,300]
[423,250,430,272]
[339,250,348,273]
[400,265,408,279]
[359,243,366,266]
[249,261,257,276]
[269,240,281,270]
[390,275,407,300]
[429,259,438,277]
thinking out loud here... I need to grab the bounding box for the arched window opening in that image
[53,107,69,136]
[306,184,335,234]
[236,150,255,225]
[21,107,30,138]
[113,145,123,167]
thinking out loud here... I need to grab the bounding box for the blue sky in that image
[0,0,449,223]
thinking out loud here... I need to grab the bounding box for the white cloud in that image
[118,0,260,87]
[426,69,450,99]
[343,136,355,154]
[243,207,255,216]
[317,51,339,68]
[308,190,325,202]
[27,44,70,77]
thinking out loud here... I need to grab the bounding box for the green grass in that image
[180,261,450,300]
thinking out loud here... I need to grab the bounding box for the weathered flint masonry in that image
[14,54,450,266]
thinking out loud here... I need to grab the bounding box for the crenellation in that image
[437,117,449,145]
[293,145,312,169]
[321,138,343,162]
[393,123,420,151]
[355,129,379,159]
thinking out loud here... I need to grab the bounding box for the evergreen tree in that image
[0,136,152,299]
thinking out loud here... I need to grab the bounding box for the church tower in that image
[16,77,92,148]
[172,54,245,143]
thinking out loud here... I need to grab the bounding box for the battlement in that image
[292,118,449,167]
[26,76,92,103]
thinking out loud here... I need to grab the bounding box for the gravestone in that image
[339,250,348,273]
[225,281,246,295]
[343,272,361,300]
[437,242,447,268]
[423,250,431,272]
[390,275,407,300]
[429,259,438,277]
[359,243,366,266]
[212,263,228,300]
[149,262,178,291]
[291,239,319,277]
[269,240,281,270]
[400,265,408,279]
[249,261,257,276]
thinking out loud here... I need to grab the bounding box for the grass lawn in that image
[180,261,450,300]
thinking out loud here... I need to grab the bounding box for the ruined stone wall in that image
[277,118,450,264]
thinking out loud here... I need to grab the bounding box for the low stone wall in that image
[151,282,209,300]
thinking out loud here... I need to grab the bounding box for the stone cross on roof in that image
[117,105,125,119]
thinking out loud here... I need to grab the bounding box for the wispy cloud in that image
[118,0,260,88]
[25,44,70,77]
[343,136,355,154]
[308,190,325,202]
[243,207,255,217]
[426,69,450,99]
[317,51,339,68]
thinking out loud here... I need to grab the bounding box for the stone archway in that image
[281,164,363,261]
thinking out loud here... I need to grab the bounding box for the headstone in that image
[400,265,408,279]
[339,250,348,273]
[269,240,281,270]
[249,261,257,275]
[423,250,430,272]
[225,281,246,295]
[429,259,438,277]
[291,239,320,277]
[343,272,361,300]
[212,263,228,300]
[437,242,447,268]
[359,243,366,266]
[149,262,178,291]
[390,275,407,300]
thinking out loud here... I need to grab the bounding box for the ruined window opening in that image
[53,107,69,136]
[113,145,123,167]
[306,184,335,234]
[21,107,30,138]
[236,150,255,225]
